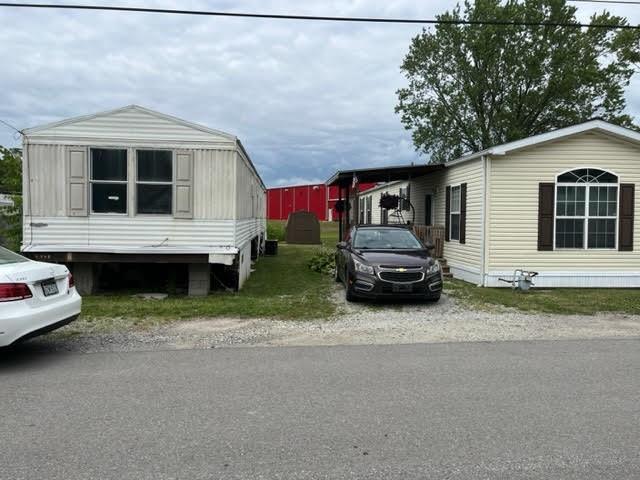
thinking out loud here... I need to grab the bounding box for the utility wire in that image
[569,0,640,5]
[0,3,638,29]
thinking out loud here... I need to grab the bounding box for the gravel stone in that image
[21,284,640,354]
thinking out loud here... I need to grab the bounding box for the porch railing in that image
[412,224,445,259]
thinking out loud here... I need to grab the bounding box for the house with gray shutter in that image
[20,105,266,295]
[328,119,640,287]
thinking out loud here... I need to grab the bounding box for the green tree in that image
[396,0,640,163]
[0,146,23,251]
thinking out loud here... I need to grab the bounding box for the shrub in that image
[267,221,285,241]
[308,247,335,275]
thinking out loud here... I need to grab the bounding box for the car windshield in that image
[353,228,423,250]
[0,246,29,265]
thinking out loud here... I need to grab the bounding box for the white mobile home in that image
[330,120,640,288]
[21,105,266,295]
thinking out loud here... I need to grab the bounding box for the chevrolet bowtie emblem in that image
[396,268,406,272]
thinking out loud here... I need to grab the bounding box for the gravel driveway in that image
[11,285,640,354]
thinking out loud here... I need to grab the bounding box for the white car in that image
[0,246,81,347]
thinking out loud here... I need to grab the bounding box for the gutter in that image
[479,155,488,287]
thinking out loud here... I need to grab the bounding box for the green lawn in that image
[267,219,339,246]
[446,278,640,315]
[75,243,335,331]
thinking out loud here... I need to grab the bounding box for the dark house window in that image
[91,148,128,214]
[137,150,173,214]
[450,185,461,241]
[555,168,618,249]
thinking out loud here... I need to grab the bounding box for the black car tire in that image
[426,293,441,302]
[345,284,357,302]
[334,265,341,283]
[345,269,357,302]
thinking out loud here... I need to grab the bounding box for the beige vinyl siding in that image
[24,143,68,217]
[409,173,441,225]
[235,151,266,246]
[362,181,408,224]
[28,107,232,144]
[410,159,484,279]
[488,132,640,272]
[24,216,236,248]
[193,149,236,220]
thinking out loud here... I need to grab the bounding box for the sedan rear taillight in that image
[68,273,75,289]
[0,283,33,302]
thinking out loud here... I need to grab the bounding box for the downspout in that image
[479,155,488,287]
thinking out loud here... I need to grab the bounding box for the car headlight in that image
[426,261,441,275]
[353,258,375,275]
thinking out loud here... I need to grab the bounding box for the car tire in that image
[334,265,341,283]
[345,269,357,302]
[345,284,357,302]
[426,294,441,302]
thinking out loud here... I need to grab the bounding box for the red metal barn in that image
[267,182,376,221]
[267,184,329,221]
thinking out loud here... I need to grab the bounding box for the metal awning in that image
[326,163,444,187]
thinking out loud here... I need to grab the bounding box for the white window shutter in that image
[174,151,194,219]
[67,147,88,217]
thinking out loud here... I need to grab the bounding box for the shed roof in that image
[326,163,444,188]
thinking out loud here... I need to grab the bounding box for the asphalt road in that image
[1,339,639,479]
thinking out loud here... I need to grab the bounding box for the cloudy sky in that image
[1,1,639,187]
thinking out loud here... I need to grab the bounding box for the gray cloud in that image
[0,0,638,186]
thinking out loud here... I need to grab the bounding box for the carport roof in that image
[326,163,444,188]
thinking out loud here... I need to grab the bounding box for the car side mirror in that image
[424,241,435,250]
[336,241,348,250]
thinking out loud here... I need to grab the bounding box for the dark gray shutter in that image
[619,184,634,251]
[445,185,451,242]
[538,183,555,251]
[174,151,194,219]
[67,147,88,217]
[459,183,467,244]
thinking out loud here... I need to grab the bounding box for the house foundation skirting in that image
[484,271,640,288]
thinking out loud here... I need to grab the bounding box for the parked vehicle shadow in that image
[0,340,70,371]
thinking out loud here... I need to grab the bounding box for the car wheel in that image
[344,269,357,302]
[345,284,356,302]
[334,265,341,283]
[426,293,441,302]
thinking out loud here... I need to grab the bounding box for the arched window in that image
[555,168,618,249]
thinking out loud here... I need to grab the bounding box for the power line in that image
[569,0,640,5]
[0,3,638,29]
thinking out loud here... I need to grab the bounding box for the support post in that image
[188,263,210,296]
[73,263,95,295]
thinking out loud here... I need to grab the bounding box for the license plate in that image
[41,279,59,297]
[392,283,412,293]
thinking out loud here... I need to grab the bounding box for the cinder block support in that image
[73,263,95,295]
[188,263,210,296]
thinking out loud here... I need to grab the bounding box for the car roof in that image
[354,224,411,230]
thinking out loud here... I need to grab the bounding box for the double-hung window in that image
[449,185,461,241]
[90,148,128,214]
[555,168,618,249]
[136,150,173,214]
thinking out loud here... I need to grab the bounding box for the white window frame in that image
[553,167,619,250]
[449,184,461,242]
[89,147,128,215]
[135,149,174,216]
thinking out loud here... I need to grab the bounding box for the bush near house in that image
[0,147,22,251]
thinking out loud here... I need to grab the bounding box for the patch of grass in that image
[446,278,640,315]
[78,244,336,330]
